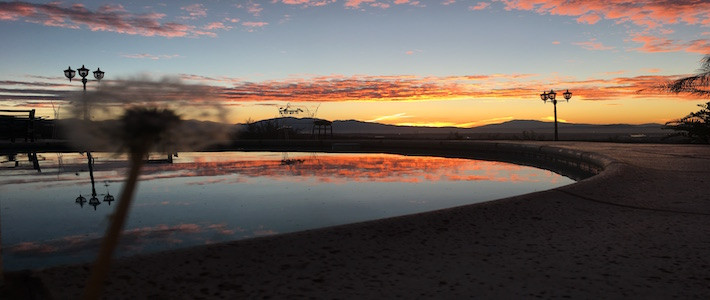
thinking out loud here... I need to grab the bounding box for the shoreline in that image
[10,141,710,298]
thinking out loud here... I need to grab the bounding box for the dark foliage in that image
[662,55,710,97]
[664,102,710,144]
[660,55,710,143]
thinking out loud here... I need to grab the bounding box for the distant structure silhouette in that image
[312,119,333,139]
[0,109,37,142]
[276,103,322,139]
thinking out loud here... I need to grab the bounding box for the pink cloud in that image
[242,21,269,27]
[180,4,206,19]
[442,0,456,5]
[685,39,710,54]
[371,2,390,9]
[204,22,231,30]
[576,13,600,24]
[469,2,490,11]
[345,0,376,9]
[0,1,216,38]
[573,38,614,51]
[246,2,263,16]
[632,35,682,52]
[278,0,336,7]
[501,0,710,29]
[242,21,269,31]
[493,0,709,54]
[631,35,710,54]
[551,41,560,44]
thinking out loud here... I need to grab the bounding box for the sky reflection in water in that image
[0,151,573,270]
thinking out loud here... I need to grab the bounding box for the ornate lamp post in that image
[540,89,572,141]
[64,65,104,91]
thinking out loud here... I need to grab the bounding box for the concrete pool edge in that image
[21,141,710,298]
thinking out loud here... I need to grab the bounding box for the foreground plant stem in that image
[82,151,146,300]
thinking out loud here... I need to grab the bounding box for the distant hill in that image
[238,117,668,141]
[472,120,663,133]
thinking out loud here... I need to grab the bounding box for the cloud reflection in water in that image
[0,151,571,271]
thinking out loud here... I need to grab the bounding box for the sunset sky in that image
[1,0,709,127]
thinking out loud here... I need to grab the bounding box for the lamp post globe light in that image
[540,89,572,141]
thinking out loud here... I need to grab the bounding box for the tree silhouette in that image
[664,55,710,97]
[662,55,710,143]
[664,102,710,143]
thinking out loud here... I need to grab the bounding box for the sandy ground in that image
[20,142,710,298]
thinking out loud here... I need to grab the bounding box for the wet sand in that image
[30,141,710,298]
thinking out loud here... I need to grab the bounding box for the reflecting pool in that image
[0,151,574,270]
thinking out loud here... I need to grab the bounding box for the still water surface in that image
[0,151,574,270]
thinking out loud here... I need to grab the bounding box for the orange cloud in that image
[0,72,694,111]
[0,1,217,37]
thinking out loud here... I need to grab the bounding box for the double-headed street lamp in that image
[540,89,572,141]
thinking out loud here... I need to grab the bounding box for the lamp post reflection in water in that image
[103,182,115,205]
[74,166,115,211]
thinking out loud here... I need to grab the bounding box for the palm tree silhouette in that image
[662,54,710,143]
[664,55,710,97]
